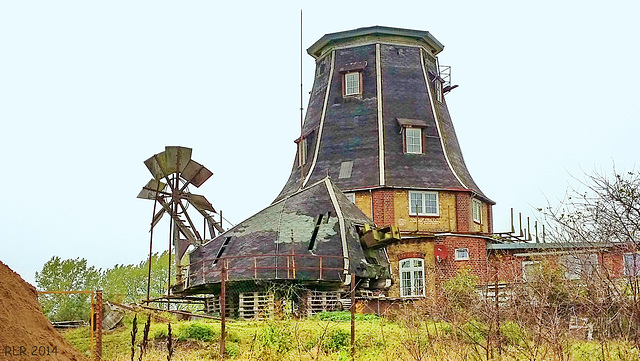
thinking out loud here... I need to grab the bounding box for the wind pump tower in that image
[138,146,224,288]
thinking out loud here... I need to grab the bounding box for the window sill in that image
[409,214,439,218]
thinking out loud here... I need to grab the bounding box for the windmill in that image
[137,146,223,294]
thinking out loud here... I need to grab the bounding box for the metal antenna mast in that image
[299,9,304,188]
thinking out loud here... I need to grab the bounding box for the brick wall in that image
[386,238,435,298]
[487,251,523,284]
[371,189,395,226]
[393,190,457,233]
[487,204,493,234]
[352,189,490,234]
[471,200,491,234]
[435,235,489,284]
[354,191,372,218]
[455,193,471,233]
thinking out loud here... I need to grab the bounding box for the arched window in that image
[400,258,425,297]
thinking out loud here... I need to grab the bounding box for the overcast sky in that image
[1,0,638,286]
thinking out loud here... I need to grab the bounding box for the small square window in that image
[405,127,422,154]
[344,72,361,96]
[472,199,482,224]
[455,248,469,260]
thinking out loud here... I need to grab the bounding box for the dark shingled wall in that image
[275,27,493,205]
[187,179,390,291]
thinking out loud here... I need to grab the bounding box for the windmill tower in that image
[276,26,495,297]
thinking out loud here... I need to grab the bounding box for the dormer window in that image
[339,61,366,97]
[344,72,361,96]
[397,118,428,155]
[405,128,422,154]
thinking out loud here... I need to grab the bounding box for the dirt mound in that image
[0,260,88,361]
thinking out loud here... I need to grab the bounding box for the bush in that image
[314,311,379,321]
[151,327,168,340]
[322,328,350,352]
[457,319,486,344]
[571,342,604,361]
[500,320,526,346]
[176,322,217,342]
[225,342,240,358]
[260,323,293,354]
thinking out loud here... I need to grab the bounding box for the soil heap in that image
[0,260,88,361]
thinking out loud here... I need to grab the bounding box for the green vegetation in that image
[36,257,101,321]
[36,252,170,321]
[61,312,640,361]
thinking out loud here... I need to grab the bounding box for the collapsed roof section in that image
[184,177,391,293]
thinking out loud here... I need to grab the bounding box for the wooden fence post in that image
[95,290,103,360]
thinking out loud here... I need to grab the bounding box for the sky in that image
[1,1,639,286]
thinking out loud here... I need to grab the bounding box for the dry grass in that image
[63,314,640,361]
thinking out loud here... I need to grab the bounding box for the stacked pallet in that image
[204,294,235,318]
[304,290,340,316]
[238,292,274,319]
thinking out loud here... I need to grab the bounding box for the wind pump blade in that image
[137,179,167,200]
[186,193,225,236]
[144,146,193,181]
[181,160,213,188]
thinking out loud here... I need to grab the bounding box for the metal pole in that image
[146,194,159,305]
[95,290,103,360]
[350,272,356,360]
[167,205,174,311]
[220,265,227,360]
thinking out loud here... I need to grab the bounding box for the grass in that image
[63,312,640,361]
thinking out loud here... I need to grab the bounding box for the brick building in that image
[275,26,634,300]
[182,27,635,315]
[274,26,499,299]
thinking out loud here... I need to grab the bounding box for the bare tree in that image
[542,167,640,346]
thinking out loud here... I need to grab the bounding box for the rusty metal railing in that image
[185,254,346,288]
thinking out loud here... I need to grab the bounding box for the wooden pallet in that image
[204,294,235,318]
[239,292,274,319]
[304,290,341,316]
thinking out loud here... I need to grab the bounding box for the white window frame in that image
[454,248,469,261]
[472,199,482,224]
[409,191,439,216]
[624,253,640,277]
[405,127,423,154]
[344,72,361,96]
[399,258,425,297]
